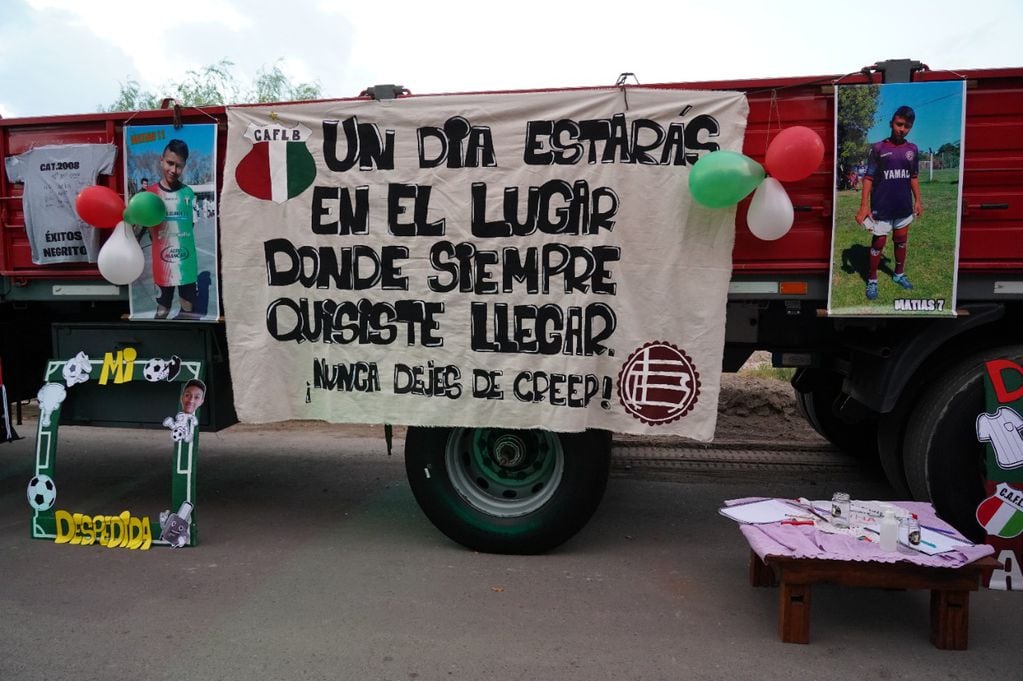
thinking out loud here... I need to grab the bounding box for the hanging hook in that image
[160,98,183,129]
[615,72,640,111]
[615,72,640,87]
[766,89,782,144]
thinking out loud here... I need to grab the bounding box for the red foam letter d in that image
[986,358,1023,403]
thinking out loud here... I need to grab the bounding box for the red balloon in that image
[75,185,126,229]
[764,126,825,183]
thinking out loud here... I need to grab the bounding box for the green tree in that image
[172,59,240,107]
[105,78,160,112]
[102,58,322,111]
[935,140,961,169]
[249,60,320,104]
[836,84,880,182]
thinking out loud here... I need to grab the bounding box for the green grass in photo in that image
[829,175,960,315]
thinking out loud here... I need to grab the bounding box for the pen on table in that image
[781,519,814,526]
[788,500,830,523]
[921,524,974,545]
[919,539,937,548]
[922,524,956,536]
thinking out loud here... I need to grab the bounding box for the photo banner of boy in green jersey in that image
[828,80,965,317]
[124,124,220,322]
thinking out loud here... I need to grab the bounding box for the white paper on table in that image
[719,499,801,524]
[908,528,974,555]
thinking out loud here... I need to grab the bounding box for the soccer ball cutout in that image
[163,413,197,443]
[27,474,56,511]
[166,355,182,381]
[143,357,170,382]
[62,351,92,386]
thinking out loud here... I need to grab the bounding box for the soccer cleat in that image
[893,273,914,290]
[866,280,878,300]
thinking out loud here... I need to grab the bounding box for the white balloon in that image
[747,177,794,241]
[96,221,145,285]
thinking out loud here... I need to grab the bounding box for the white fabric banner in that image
[221,88,747,439]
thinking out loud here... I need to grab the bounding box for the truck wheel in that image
[876,411,912,497]
[902,345,1022,541]
[792,368,879,458]
[404,426,611,554]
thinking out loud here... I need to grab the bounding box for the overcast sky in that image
[2,0,1022,118]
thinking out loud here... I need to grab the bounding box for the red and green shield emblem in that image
[236,123,315,203]
[976,482,1023,539]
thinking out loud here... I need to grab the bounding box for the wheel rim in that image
[444,428,564,518]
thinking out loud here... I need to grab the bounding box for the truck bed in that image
[2,66,1021,287]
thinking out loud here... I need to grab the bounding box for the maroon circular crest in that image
[617,341,701,425]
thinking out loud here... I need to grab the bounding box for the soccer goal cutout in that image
[28,350,204,549]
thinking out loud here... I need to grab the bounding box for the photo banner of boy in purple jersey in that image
[828,80,965,316]
[124,124,220,322]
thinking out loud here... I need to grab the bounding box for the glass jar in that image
[831,492,850,528]
[900,515,921,546]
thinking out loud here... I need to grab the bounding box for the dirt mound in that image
[715,373,824,444]
[719,375,799,417]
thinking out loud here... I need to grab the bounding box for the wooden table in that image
[749,549,999,649]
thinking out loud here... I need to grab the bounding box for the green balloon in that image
[124,191,167,227]
[688,150,766,209]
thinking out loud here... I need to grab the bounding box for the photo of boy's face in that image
[890,115,913,142]
[160,150,187,187]
[180,384,205,415]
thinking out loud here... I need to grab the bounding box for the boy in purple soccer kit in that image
[855,105,924,301]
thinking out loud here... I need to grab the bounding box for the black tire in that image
[792,368,879,458]
[404,426,611,554]
[902,345,1023,541]
[876,411,912,497]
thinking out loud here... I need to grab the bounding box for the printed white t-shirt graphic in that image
[4,143,117,264]
[977,406,1023,469]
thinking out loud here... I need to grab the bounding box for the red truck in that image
[2,60,1021,552]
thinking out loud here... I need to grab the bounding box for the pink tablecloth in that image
[730,499,995,568]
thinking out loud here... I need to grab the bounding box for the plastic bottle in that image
[880,510,898,551]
